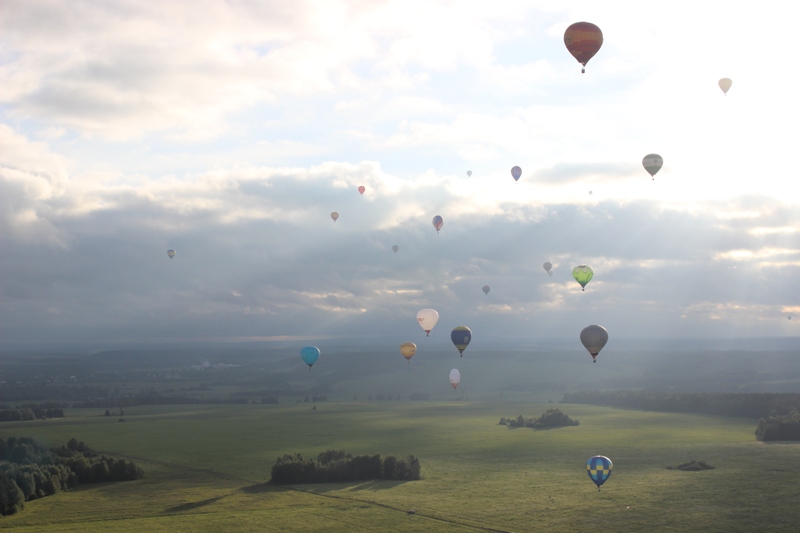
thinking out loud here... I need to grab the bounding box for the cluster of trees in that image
[755,410,800,441]
[0,437,143,516]
[667,460,715,471]
[0,408,65,422]
[270,449,421,485]
[499,408,580,429]
[562,391,800,419]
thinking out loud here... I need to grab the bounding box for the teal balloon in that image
[586,455,612,490]
[300,346,320,369]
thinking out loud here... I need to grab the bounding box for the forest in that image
[0,437,143,516]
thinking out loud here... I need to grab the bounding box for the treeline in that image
[270,449,421,484]
[562,391,800,419]
[755,411,800,441]
[77,393,249,408]
[0,408,65,422]
[0,437,143,516]
[499,408,579,429]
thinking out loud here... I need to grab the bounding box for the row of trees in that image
[0,437,143,516]
[499,408,580,429]
[562,391,800,419]
[0,408,65,422]
[270,449,421,484]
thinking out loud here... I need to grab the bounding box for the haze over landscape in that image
[2,1,798,349]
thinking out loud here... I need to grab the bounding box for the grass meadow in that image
[2,401,800,532]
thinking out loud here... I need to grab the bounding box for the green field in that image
[2,402,800,532]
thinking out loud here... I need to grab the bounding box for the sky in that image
[2,0,799,348]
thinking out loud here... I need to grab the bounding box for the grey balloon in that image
[580,325,608,363]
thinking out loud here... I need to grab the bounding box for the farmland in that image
[2,401,799,531]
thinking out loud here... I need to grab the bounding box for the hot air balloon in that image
[331,212,339,223]
[586,455,612,491]
[789,315,793,320]
[392,245,399,253]
[511,166,522,182]
[482,285,490,295]
[451,326,472,356]
[572,265,594,291]
[543,262,552,274]
[467,170,472,177]
[580,325,608,363]
[719,78,732,95]
[300,346,320,369]
[167,249,176,259]
[358,185,366,195]
[564,22,603,73]
[432,215,443,233]
[642,154,663,180]
[449,368,461,390]
[589,190,593,195]
[417,309,439,336]
[400,342,417,363]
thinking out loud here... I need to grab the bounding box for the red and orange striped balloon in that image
[564,22,603,73]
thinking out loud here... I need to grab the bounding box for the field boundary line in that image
[288,487,514,533]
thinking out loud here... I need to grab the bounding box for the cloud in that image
[2,147,798,343]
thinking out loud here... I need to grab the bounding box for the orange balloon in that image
[564,22,603,73]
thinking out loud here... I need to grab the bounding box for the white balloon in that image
[449,368,461,389]
[416,308,439,336]
[718,77,732,95]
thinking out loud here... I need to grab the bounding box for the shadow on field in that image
[239,483,279,494]
[165,496,225,513]
[312,480,409,493]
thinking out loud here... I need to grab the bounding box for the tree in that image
[0,473,25,516]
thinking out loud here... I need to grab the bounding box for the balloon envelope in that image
[564,22,603,73]
[642,154,663,179]
[543,262,552,273]
[300,346,320,369]
[580,325,608,363]
[482,285,490,295]
[331,212,339,222]
[432,215,443,233]
[511,166,522,182]
[167,249,176,259]
[719,78,732,95]
[449,368,461,390]
[358,185,365,195]
[417,308,439,336]
[467,170,472,177]
[392,245,399,253]
[451,326,472,356]
[586,455,612,490]
[400,342,417,362]
[572,265,594,290]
